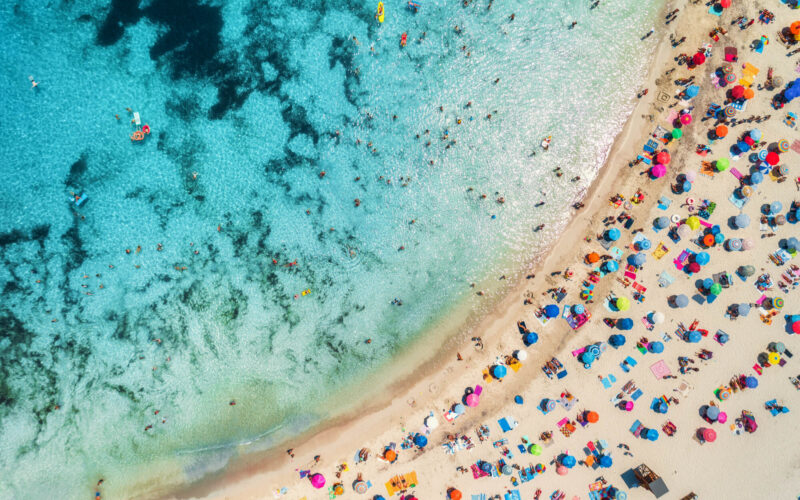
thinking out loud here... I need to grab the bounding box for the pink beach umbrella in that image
[556,465,569,476]
[625,401,634,411]
[702,428,717,442]
[465,393,480,407]
[718,411,728,423]
[310,473,326,489]
[680,114,692,125]
[650,164,667,178]
[742,239,755,251]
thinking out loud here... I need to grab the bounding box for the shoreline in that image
[162,10,675,500]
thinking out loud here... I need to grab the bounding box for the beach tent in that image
[544,305,559,318]
[617,318,634,330]
[674,294,689,308]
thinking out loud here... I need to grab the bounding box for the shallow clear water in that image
[0,0,662,497]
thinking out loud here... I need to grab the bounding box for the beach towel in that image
[730,167,744,180]
[657,270,675,287]
[631,389,643,401]
[498,417,516,432]
[657,196,672,210]
[650,360,672,379]
[728,192,749,209]
[505,490,522,500]
[724,46,737,62]
[625,356,638,367]
[609,247,624,260]
[791,140,800,154]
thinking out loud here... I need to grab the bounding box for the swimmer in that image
[192,172,198,180]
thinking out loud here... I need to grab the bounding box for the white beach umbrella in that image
[515,350,528,361]
[651,311,665,324]
[425,415,439,429]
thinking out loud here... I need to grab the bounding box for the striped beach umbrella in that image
[721,63,733,74]
[778,139,789,152]
[354,481,368,494]
[724,73,736,83]
[724,106,736,117]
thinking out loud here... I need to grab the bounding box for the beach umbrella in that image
[680,114,692,125]
[750,171,763,184]
[718,412,728,423]
[726,238,742,251]
[744,87,755,99]
[720,0,731,7]
[639,239,652,250]
[652,311,665,324]
[675,294,689,308]
[524,332,539,345]
[656,401,668,413]
[501,464,512,475]
[672,128,682,139]
[716,158,730,171]
[581,351,596,364]
[413,434,428,448]
[686,216,700,230]
[333,484,344,495]
[604,260,619,272]
[354,481,368,494]
[657,151,671,164]
[794,321,800,334]
[617,318,634,330]
[616,297,630,311]
[514,350,527,361]
[715,125,728,138]
[739,186,753,198]
[609,334,626,347]
[773,342,786,353]
[750,129,762,141]
[731,85,745,99]
[692,52,706,65]
[706,406,720,421]
[718,332,730,344]
[744,135,756,147]
[654,216,669,229]
[702,278,714,290]
[687,330,702,343]
[649,341,665,354]
[480,461,492,473]
[775,215,787,226]
[452,403,466,415]
[703,234,715,247]
[586,411,599,423]
[629,253,646,267]
[695,252,710,265]
[724,73,736,83]
[556,466,568,476]
[646,428,659,441]
[448,489,462,500]
[745,376,758,389]
[687,262,701,273]
[492,365,507,379]
[734,213,750,228]
[787,237,799,251]
[774,298,784,309]
[718,387,731,400]
[311,474,326,489]
[742,239,754,251]
[721,63,733,74]
[709,283,722,296]
[685,85,700,98]
[738,265,755,277]
[703,428,717,442]
[606,228,621,241]
[544,304,559,318]
[685,171,697,182]
[561,455,576,468]
[768,352,781,365]
[587,252,600,263]
[736,140,750,153]
[724,105,736,117]
[778,139,790,152]
[599,455,613,468]
[573,304,585,315]
[535,463,545,473]
[465,393,479,407]
[529,443,542,456]
[514,395,524,405]
[770,201,783,214]
[778,165,789,177]
[677,224,691,239]
[792,21,800,34]
[714,233,724,245]
[425,415,439,429]
[650,164,667,178]
[681,181,692,193]
[766,152,780,166]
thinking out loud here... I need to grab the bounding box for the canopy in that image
[656,151,671,164]
[734,213,750,228]
[609,334,626,347]
[655,216,669,229]
[687,330,702,343]
[492,365,507,379]
[413,434,428,447]
[311,473,326,489]
[606,228,621,241]
[649,341,664,353]
[692,52,706,65]
[695,252,710,265]
[465,393,479,407]
[617,318,634,330]
[604,260,619,272]
[706,405,720,420]
[616,297,630,311]
[524,332,539,345]
[675,294,689,308]
[599,455,613,468]
[651,164,666,178]
[715,125,728,137]
[544,304,559,318]
[703,428,717,442]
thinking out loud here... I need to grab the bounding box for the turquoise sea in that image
[0,0,662,497]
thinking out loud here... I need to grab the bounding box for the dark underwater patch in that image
[66,153,88,187]
[96,0,142,46]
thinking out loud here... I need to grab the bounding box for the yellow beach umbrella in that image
[686,216,701,230]
[768,352,781,365]
[616,297,630,311]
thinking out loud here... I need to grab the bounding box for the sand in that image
[170,0,800,499]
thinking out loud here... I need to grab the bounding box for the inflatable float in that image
[400,32,407,47]
[376,2,384,22]
[541,136,552,150]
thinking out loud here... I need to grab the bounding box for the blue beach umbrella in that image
[581,351,596,364]
[609,334,626,347]
[604,260,619,272]
[599,455,613,468]
[649,341,664,354]
[771,201,783,214]
[654,216,669,229]
[736,141,750,153]
[453,403,465,414]
[706,406,720,421]
[750,129,762,141]
[717,332,730,344]
[524,332,539,345]
[714,232,725,244]
[572,304,585,315]
[734,214,750,228]
[628,253,646,267]
[544,304,560,318]
[711,225,720,235]
[702,278,714,290]
[682,181,692,193]
[674,294,689,308]
[686,85,699,98]
[413,434,428,448]
[480,461,492,473]
[750,171,764,184]
[561,455,577,468]
[514,395,524,404]
[745,376,758,388]
[695,252,710,265]
[646,428,659,441]
[606,228,621,241]
[617,318,634,330]
[787,237,799,251]
[687,330,702,343]
[639,239,652,250]
[737,303,751,316]
[492,365,507,379]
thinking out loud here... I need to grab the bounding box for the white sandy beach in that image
[165,1,800,499]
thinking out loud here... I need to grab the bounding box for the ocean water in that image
[0,0,662,497]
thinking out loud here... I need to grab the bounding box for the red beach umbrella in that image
[688,262,701,273]
[656,151,671,164]
[720,0,731,7]
[744,136,755,146]
[793,321,800,334]
[731,85,745,99]
[703,428,717,442]
[693,52,706,65]
[715,125,728,137]
[765,152,780,166]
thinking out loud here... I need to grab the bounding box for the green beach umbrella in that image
[672,128,682,139]
[709,283,722,295]
[716,158,730,171]
[529,443,542,455]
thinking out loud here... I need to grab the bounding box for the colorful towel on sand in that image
[650,360,672,379]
